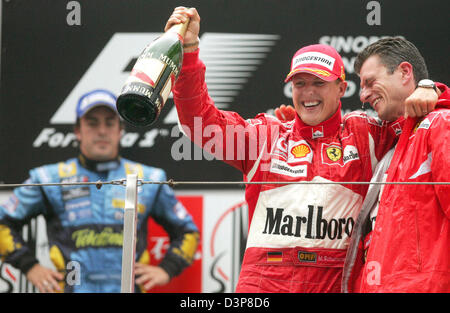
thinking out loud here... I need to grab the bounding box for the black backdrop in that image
[1,0,449,187]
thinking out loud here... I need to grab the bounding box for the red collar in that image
[293,102,342,140]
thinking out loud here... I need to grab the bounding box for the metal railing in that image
[1,177,449,293]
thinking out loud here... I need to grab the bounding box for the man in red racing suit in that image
[174,51,402,293]
[353,38,450,292]
[362,99,450,292]
[343,87,450,293]
[167,8,433,292]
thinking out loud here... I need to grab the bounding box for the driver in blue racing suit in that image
[0,89,200,292]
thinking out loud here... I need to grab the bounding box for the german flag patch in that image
[267,251,283,262]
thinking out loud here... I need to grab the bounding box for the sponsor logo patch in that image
[61,175,91,201]
[58,162,77,178]
[112,199,146,214]
[287,140,313,164]
[272,137,288,161]
[291,143,311,158]
[391,122,402,136]
[312,126,324,139]
[298,251,317,263]
[173,202,188,219]
[65,200,91,211]
[326,145,342,162]
[270,159,307,178]
[343,145,360,164]
[125,163,144,178]
[292,51,336,71]
[62,187,90,201]
[417,117,431,131]
[71,227,123,248]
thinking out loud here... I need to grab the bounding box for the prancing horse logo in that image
[326,146,342,161]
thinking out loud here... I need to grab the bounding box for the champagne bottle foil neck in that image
[167,19,190,40]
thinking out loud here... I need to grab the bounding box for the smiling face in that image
[291,73,347,126]
[75,106,122,161]
[359,55,414,122]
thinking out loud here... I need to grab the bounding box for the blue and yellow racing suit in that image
[0,155,199,292]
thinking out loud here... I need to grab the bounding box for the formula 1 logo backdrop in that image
[50,33,280,125]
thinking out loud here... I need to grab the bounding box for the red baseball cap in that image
[285,44,346,82]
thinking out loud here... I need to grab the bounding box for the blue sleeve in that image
[0,169,49,273]
[149,171,199,278]
[152,184,199,233]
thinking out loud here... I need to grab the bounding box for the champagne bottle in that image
[116,20,190,127]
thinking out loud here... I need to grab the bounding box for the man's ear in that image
[74,124,82,142]
[338,80,348,98]
[397,61,414,85]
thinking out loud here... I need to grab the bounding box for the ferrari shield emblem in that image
[326,146,342,161]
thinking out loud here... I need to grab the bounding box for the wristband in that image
[183,38,200,48]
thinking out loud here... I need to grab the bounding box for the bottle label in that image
[126,58,163,88]
[125,58,174,104]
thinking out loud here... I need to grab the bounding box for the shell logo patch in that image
[291,144,311,158]
[326,146,342,161]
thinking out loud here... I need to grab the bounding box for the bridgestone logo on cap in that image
[292,52,335,71]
